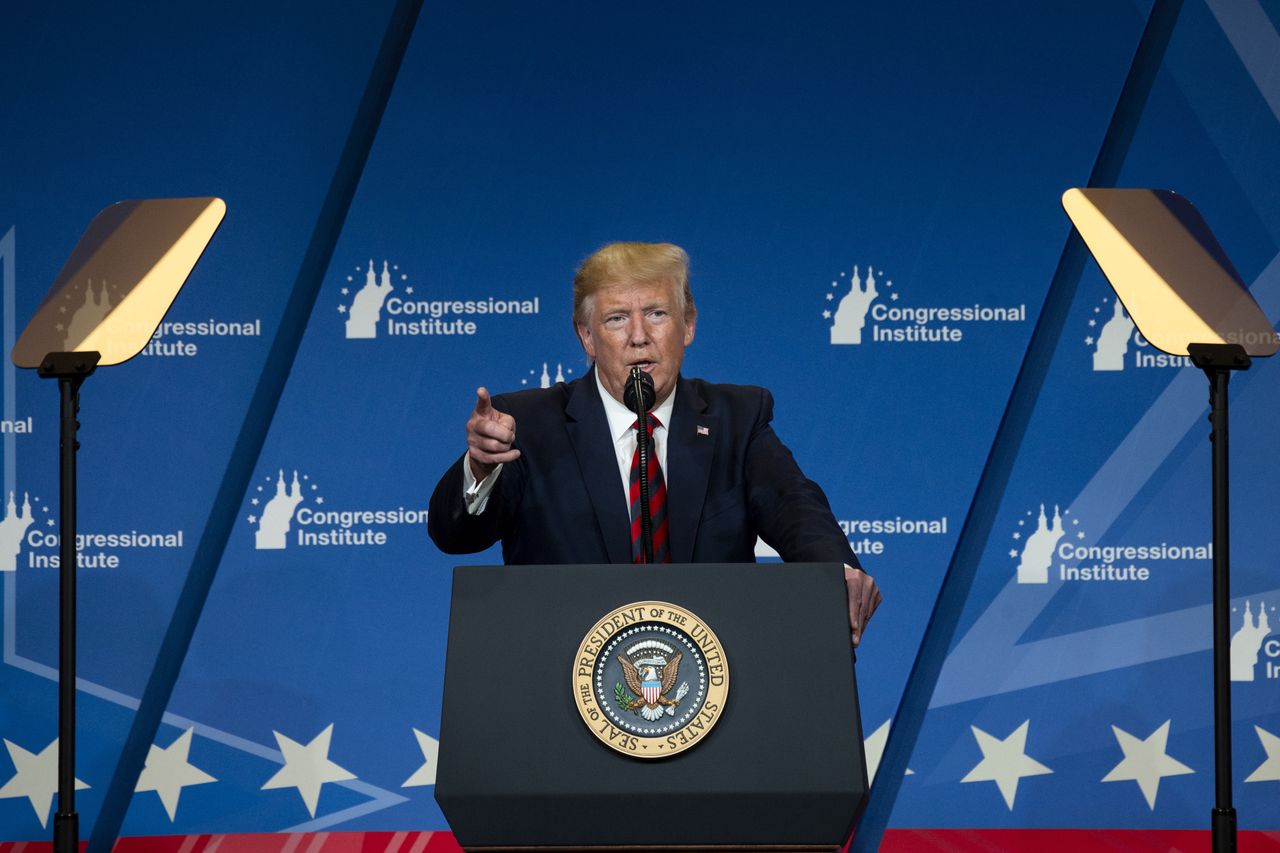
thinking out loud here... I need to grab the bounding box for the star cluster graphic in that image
[5,718,1278,827]
[0,725,440,828]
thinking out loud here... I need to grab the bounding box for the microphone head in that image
[624,366,657,413]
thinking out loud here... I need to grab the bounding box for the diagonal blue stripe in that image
[84,1,425,849]
[850,0,1186,848]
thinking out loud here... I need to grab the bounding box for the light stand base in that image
[54,812,79,853]
[1213,807,1237,853]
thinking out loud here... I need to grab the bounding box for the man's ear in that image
[684,311,697,347]
[576,322,596,360]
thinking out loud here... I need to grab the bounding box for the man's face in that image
[576,278,696,406]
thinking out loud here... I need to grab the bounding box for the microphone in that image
[624,367,656,414]
[626,367,656,563]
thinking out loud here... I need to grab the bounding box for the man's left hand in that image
[844,565,882,647]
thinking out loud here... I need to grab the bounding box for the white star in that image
[822,310,832,320]
[960,721,1052,809]
[826,292,834,301]
[1088,319,1097,327]
[46,519,55,528]
[261,724,355,818]
[1085,336,1095,346]
[135,728,216,821]
[0,738,89,828]
[405,286,414,294]
[247,515,258,524]
[1012,532,1021,540]
[1101,721,1193,809]
[1077,531,1085,540]
[340,287,349,296]
[251,498,259,506]
[402,729,439,787]
[1245,726,1280,783]
[337,305,347,314]
[890,292,899,301]
[862,720,913,784]
[315,496,325,505]
[1009,549,1019,558]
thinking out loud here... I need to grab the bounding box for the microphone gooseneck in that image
[627,367,656,563]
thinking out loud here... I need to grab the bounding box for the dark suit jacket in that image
[429,371,858,567]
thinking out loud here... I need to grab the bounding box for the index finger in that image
[474,387,493,416]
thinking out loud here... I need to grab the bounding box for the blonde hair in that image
[572,242,696,326]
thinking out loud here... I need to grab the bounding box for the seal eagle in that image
[619,652,683,721]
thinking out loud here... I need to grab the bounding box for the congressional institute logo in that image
[573,601,728,758]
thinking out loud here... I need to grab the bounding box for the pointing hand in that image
[467,387,519,480]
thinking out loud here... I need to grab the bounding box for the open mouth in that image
[629,361,656,372]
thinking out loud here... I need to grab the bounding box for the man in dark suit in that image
[429,242,881,644]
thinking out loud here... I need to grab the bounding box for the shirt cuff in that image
[461,453,503,515]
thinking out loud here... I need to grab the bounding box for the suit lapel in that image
[565,368,631,564]
[667,377,716,564]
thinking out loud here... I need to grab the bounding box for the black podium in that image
[436,562,869,852]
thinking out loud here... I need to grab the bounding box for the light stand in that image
[1188,342,1251,851]
[1064,188,1276,853]
[38,352,99,853]
[11,198,225,853]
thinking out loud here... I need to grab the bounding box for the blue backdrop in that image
[2,0,1278,845]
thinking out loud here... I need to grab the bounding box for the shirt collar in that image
[594,366,677,443]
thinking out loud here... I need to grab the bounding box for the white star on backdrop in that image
[960,720,1052,809]
[0,738,89,828]
[135,728,217,821]
[1101,721,1193,809]
[401,729,438,787]
[1245,726,1280,783]
[862,720,914,784]
[260,724,355,818]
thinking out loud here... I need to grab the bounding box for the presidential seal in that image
[572,601,729,758]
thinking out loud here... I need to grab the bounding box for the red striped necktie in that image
[630,413,670,563]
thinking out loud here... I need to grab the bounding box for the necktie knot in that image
[631,413,661,436]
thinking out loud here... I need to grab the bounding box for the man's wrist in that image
[468,455,496,482]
